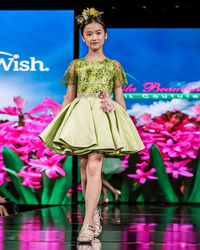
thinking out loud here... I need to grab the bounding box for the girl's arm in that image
[113,86,127,112]
[113,61,127,112]
[59,84,76,112]
[59,59,77,113]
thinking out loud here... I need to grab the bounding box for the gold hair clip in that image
[75,7,104,25]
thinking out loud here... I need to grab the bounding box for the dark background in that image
[2,0,200,28]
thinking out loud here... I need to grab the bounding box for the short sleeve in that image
[60,60,77,87]
[113,61,128,88]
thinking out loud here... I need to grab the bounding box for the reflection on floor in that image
[1,204,200,249]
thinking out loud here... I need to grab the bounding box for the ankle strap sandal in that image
[93,207,103,237]
[77,223,95,244]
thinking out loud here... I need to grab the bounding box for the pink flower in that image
[164,159,193,178]
[101,99,115,113]
[14,96,27,111]
[100,91,109,99]
[67,184,82,196]
[100,91,115,114]
[0,96,69,187]
[139,113,151,125]
[25,97,61,117]
[26,154,66,178]
[0,106,20,115]
[122,155,130,168]
[0,160,11,184]
[136,161,149,169]
[128,168,158,184]
[17,165,42,189]
[191,103,200,118]
[157,139,197,159]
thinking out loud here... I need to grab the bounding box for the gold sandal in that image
[77,223,95,244]
[93,207,103,237]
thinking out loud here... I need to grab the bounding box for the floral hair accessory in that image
[75,7,104,25]
[100,91,115,114]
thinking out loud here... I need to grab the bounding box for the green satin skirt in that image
[38,96,145,158]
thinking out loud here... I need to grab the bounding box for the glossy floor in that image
[1,204,200,249]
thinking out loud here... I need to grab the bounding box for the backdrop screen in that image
[0,10,74,114]
[80,28,200,116]
[79,28,200,203]
[1,17,200,204]
[0,10,74,205]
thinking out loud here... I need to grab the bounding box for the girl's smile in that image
[82,21,107,52]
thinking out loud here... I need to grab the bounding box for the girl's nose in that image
[92,35,98,40]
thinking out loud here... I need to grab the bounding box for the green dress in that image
[38,57,145,158]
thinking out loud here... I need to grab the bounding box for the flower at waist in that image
[99,91,114,114]
[100,91,110,99]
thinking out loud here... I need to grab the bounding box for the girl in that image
[39,7,145,244]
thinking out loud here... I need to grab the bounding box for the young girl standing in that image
[39,7,145,244]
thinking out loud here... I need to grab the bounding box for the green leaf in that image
[132,182,142,192]
[1,167,25,204]
[136,194,144,202]
[77,191,84,202]
[131,182,146,202]
[181,157,197,202]
[150,143,179,202]
[2,146,24,172]
[187,147,200,202]
[2,167,39,204]
[120,174,133,202]
[41,171,57,204]
[0,185,18,203]
[48,156,72,204]
[62,195,72,205]
[2,146,39,204]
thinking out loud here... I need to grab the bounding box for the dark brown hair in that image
[80,16,107,36]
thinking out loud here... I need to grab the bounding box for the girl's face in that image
[82,21,107,51]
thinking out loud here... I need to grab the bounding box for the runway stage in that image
[0,204,200,249]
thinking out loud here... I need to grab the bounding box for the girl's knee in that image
[88,152,104,162]
[87,152,104,176]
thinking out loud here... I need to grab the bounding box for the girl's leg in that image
[78,154,88,197]
[84,152,104,225]
[78,152,103,241]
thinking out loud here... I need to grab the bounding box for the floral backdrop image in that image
[0,10,75,205]
[1,14,200,205]
[79,28,200,203]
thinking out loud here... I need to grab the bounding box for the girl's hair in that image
[80,16,107,36]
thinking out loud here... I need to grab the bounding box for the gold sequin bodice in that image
[60,57,128,95]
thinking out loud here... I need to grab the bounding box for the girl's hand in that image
[113,86,127,112]
[59,84,76,112]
